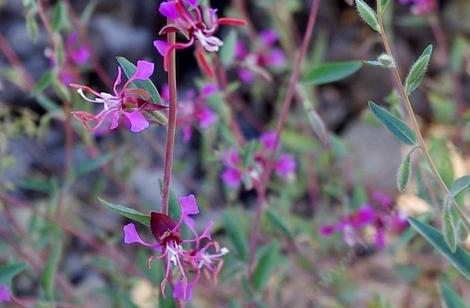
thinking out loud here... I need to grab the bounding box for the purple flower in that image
[0,285,10,302]
[274,154,296,177]
[235,29,286,83]
[399,0,436,15]
[221,148,244,188]
[70,60,165,133]
[58,32,91,84]
[123,194,228,301]
[154,0,246,76]
[320,194,408,248]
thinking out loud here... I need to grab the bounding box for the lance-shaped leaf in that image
[223,211,248,261]
[369,101,417,145]
[220,30,237,66]
[449,175,470,199]
[355,0,380,32]
[405,45,432,95]
[380,0,391,12]
[442,204,459,252]
[303,61,363,85]
[98,197,150,226]
[116,56,162,105]
[0,262,27,284]
[252,241,280,292]
[408,217,470,280]
[439,281,466,308]
[397,148,413,192]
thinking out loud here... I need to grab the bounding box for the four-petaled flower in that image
[70,60,165,133]
[221,131,296,190]
[399,0,436,15]
[123,194,228,301]
[154,0,246,77]
[235,29,286,83]
[320,192,408,248]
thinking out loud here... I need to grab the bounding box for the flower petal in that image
[173,279,194,301]
[179,194,199,216]
[0,285,10,302]
[132,60,154,80]
[275,154,296,177]
[154,40,170,57]
[260,29,278,46]
[122,111,149,133]
[221,168,242,188]
[159,1,178,19]
[260,131,277,150]
[123,223,155,247]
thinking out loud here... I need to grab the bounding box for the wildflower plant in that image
[1,0,469,306]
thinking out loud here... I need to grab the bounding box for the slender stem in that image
[376,2,470,227]
[161,30,178,215]
[247,0,321,277]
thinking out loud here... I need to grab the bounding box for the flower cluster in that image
[154,0,246,76]
[0,285,10,303]
[71,60,166,133]
[320,192,408,248]
[161,83,218,142]
[235,29,286,83]
[123,194,228,301]
[221,131,296,189]
[399,0,436,15]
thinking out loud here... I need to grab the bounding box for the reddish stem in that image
[161,29,178,214]
[247,0,321,277]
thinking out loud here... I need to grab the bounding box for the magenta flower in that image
[0,285,10,302]
[70,60,165,133]
[154,0,246,76]
[59,32,91,84]
[399,0,436,15]
[320,193,408,248]
[221,131,296,190]
[123,194,228,301]
[235,29,286,83]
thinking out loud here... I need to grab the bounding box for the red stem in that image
[161,29,178,214]
[247,0,321,277]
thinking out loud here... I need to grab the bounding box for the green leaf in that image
[220,30,237,66]
[0,262,27,284]
[26,11,38,41]
[51,2,68,32]
[72,153,113,179]
[380,0,391,12]
[32,70,53,94]
[355,0,380,32]
[116,56,162,105]
[439,281,466,308]
[222,211,248,261]
[303,61,363,85]
[397,148,413,191]
[41,239,63,300]
[408,217,470,280]
[252,242,280,291]
[443,204,458,252]
[369,101,417,145]
[449,175,470,199]
[97,197,150,226]
[405,45,432,95]
[266,208,293,240]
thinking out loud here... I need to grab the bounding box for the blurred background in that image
[0,0,469,306]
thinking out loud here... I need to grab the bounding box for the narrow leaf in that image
[405,45,432,94]
[397,150,412,191]
[443,204,458,252]
[98,197,150,226]
[408,217,470,280]
[51,2,68,32]
[449,175,470,199]
[220,30,237,66]
[369,101,417,145]
[380,0,391,11]
[116,56,162,105]
[303,61,363,85]
[355,0,380,32]
[439,281,466,308]
[32,71,53,94]
[252,242,280,291]
[41,240,63,300]
[222,211,248,261]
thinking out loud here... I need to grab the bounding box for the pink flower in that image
[275,154,296,177]
[235,29,286,83]
[123,194,228,301]
[0,285,10,302]
[320,194,408,248]
[221,148,244,188]
[154,0,246,76]
[70,60,165,133]
[399,0,436,15]
[58,32,91,84]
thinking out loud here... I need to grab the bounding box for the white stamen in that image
[194,30,223,53]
